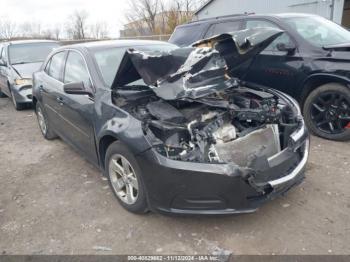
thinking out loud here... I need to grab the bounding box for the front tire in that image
[303,83,350,141]
[35,102,57,140]
[105,141,148,214]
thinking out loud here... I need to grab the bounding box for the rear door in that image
[59,50,97,163]
[39,51,67,132]
[241,19,303,96]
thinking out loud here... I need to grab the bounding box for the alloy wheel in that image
[108,154,139,205]
[310,91,350,134]
[37,106,47,135]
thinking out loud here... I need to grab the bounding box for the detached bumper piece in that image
[137,119,309,215]
[247,137,308,204]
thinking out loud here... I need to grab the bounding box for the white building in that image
[195,0,350,27]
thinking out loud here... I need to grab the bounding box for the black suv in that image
[169,13,350,141]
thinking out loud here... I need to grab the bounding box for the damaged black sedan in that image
[32,29,309,215]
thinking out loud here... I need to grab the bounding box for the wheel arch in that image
[98,133,119,171]
[300,74,350,107]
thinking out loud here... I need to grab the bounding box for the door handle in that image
[56,96,64,106]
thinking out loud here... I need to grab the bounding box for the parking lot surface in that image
[0,97,349,255]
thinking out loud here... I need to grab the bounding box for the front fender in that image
[96,116,152,156]
[94,92,153,157]
[303,73,350,86]
[300,73,350,102]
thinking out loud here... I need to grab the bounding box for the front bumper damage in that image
[11,84,33,103]
[136,118,309,215]
[111,28,310,215]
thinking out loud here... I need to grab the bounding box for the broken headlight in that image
[15,78,32,86]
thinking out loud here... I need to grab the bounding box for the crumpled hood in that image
[11,62,43,78]
[112,28,283,100]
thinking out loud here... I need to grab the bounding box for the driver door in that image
[59,50,98,164]
[242,19,303,97]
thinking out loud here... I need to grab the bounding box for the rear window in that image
[169,24,204,47]
[9,42,59,65]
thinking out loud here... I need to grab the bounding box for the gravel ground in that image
[0,97,349,255]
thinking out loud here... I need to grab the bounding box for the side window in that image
[48,52,66,81]
[64,51,90,87]
[245,19,294,51]
[205,20,241,38]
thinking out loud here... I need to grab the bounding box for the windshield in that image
[93,44,177,87]
[283,16,350,47]
[9,42,59,65]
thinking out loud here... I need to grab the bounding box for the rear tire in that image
[105,141,148,214]
[303,83,350,141]
[35,102,57,140]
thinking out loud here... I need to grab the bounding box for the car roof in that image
[184,14,249,26]
[274,13,319,18]
[64,39,176,51]
[3,39,59,45]
[181,13,318,27]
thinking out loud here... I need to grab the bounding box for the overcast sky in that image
[0,0,132,37]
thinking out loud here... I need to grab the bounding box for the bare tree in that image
[52,24,62,40]
[124,0,160,36]
[90,21,109,39]
[123,0,205,37]
[66,10,89,39]
[0,17,17,39]
[19,22,42,38]
[41,29,54,39]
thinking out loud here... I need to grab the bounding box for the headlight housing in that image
[15,78,32,86]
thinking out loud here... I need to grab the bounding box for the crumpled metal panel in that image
[214,125,281,168]
[112,28,283,100]
[193,27,284,72]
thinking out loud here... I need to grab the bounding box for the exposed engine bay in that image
[111,28,300,168]
[113,85,298,167]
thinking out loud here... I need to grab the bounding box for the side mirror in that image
[63,81,93,96]
[276,43,296,54]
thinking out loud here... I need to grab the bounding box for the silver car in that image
[0,40,59,110]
